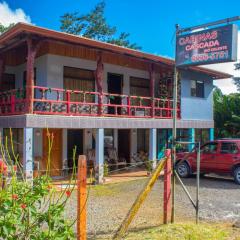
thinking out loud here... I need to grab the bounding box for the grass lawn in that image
[97,223,240,240]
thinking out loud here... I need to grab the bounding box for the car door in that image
[216,142,240,174]
[199,142,219,173]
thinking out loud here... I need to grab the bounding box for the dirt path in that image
[64,175,240,238]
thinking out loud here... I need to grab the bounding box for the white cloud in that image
[205,31,240,95]
[0,1,31,26]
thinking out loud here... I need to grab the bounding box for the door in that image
[43,129,62,176]
[67,129,83,169]
[118,129,130,163]
[107,73,123,114]
[195,142,219,173]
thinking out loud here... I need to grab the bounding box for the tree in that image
[60,1,141,49]
[213,86,240,137]
[0,23,14,34]
[233,63,240,92]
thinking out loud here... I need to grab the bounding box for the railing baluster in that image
[10,92,15,114]
[66,91,70,114]
[127,96,131,116]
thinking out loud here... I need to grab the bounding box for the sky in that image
[1,0,240,94]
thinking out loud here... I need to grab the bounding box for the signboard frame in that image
[176,24,238,67]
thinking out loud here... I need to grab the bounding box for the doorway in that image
[118,129,131,163]
[42,129,62,176]
[107,73,123,114]
[67,129,83,169]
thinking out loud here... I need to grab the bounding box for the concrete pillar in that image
[188,128,195,151]
[62,129,68,169]
[209,128,214,141]
[23,128,33,181]
[130,129,137,162]
[113,129,118,152]
[95,128,104,184]
[149,128,157,169]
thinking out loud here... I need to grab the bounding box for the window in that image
[64,67,95,102]
[191,80,204,98]
[201,142,218,153]
[130,77,150,97]
[220,142,238,154]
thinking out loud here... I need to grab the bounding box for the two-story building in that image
[0,23,230,183]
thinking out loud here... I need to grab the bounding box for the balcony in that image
[0,86,180,119]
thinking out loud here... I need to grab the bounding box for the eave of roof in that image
[0,22,232,80]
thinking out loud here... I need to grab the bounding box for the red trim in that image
[0,86,181,119]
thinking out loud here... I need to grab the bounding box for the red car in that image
[176,139,240,184]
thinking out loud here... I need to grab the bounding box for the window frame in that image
[190,79,204,98]
[220,142,239,154]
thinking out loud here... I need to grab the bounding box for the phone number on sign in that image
[191,51,229,63]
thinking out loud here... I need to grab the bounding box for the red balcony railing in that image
[0,89,27,115]
[0,86,181,118]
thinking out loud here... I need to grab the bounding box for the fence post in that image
[77,155,87,240]
[163,149,172,224]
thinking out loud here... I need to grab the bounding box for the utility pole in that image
[171,24,180,223]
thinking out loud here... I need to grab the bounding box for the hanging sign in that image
[176,24,238,66]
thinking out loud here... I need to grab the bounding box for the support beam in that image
[95,128,104,184]
[0,58,5,86]
[188,128,195,151]
[23,128,33,182]
[209,128,214,141]
[26,38,41,113]
[149,128,157,169]
[149,63,155,117]
[95,52,104,115]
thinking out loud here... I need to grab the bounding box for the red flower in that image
[12,194,18,200]
[3,165,7,173]
[21,204,27,209]
[13,165,17,172]
[65,190,71,198]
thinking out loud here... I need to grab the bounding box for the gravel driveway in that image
[64,175,240,238]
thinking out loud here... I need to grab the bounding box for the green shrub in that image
[0,129,76,240]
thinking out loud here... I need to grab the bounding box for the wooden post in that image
[26,38,41,113]
[0,58,5,88]
[95,52,104,115]
[77,155,87,240]
[149,63,155,117]
[113,157,167,240]
[164,149,172,224]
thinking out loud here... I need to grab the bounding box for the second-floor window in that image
[190,80,204,98]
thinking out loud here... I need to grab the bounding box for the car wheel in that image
[176,161,191,178]
[233,167,240,185]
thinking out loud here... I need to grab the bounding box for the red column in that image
[149,64,155,117]
[164,149,172,224]
[0,58,5,87]
[26,38,41,113]
[95,52,104,115]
